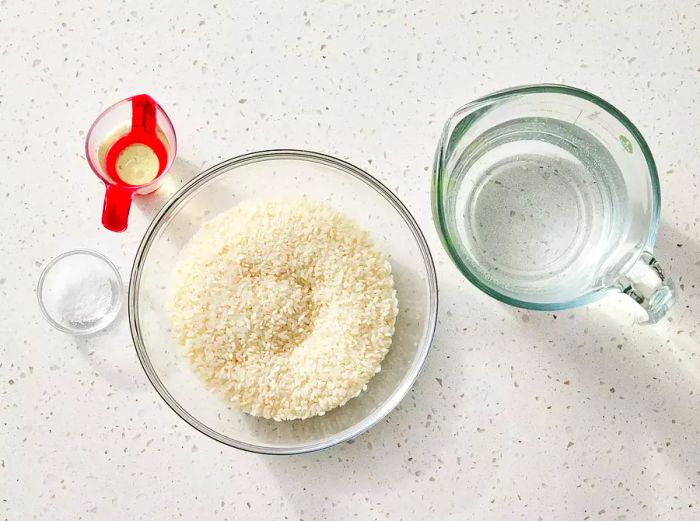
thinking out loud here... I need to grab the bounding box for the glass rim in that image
[433,83,661,311]
[129,148,439,454]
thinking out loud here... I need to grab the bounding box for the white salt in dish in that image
[37,250,123,335]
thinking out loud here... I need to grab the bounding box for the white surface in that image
[1,1,699,519]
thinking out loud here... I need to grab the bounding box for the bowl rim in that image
[129,149,439,455]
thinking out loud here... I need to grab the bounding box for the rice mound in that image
[169,198,398,421]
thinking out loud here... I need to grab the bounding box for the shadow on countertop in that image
[72,302,149,394]
[256,222,699,518]
[133,156,202,222]
[257,273,512,517]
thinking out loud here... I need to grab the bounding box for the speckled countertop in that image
[2,1,699,519]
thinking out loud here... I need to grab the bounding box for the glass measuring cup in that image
[433,84,676,323]
[85,95,177,232]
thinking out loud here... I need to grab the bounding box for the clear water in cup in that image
[445,116,635,303]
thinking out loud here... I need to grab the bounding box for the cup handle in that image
[618,251,677,324]
[102,185,133,232]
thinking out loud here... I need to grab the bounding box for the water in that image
[445,117,631,304]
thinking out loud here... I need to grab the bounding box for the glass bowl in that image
[129,150,438,454]
[38,249,123,335]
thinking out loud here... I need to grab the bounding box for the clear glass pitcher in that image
[433,84,676,323]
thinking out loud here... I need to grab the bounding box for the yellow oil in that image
[98,123,170,186]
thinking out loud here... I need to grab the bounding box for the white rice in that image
[168,198,398,421]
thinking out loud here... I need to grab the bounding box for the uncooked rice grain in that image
[168,198,398,421]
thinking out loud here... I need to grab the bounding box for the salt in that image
[55,273,113,326]
[38,250,122,333]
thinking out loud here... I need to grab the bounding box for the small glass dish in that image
[37,250,123,335]
[129,150,438,454]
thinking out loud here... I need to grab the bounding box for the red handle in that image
[102,185,134,232]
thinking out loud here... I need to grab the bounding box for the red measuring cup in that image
[85,94,177,232]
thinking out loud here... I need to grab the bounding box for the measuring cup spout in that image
[102,185,134,232]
